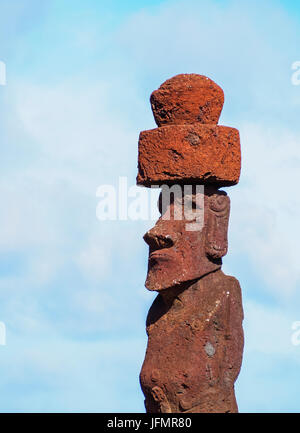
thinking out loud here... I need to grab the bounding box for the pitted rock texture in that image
[140,270,244,413]
[150,74,224,126]
[143,187,230,292]
[137,124,241,187]
[137,74,244,413]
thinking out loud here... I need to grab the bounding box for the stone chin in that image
[143,188,230,293]
[144,248,222,292]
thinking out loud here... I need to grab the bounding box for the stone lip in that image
[150,74,224,127]
[137,123,241,187]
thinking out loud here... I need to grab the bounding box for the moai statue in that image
[137,74,244,413]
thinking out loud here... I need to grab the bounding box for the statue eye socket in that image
[157,192,204,215]
[209,194,229,213]
[185,195,203,211]
[184,197,196,210]
[157,191,181,215]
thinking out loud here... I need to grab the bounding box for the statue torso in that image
[140,270,244,413]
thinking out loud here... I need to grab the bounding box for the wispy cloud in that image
[1,0,300,412]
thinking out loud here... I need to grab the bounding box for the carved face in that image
[143,187,230,291]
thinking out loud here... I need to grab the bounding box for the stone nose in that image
[143,227,174,250]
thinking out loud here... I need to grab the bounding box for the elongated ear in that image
[205,193,230,259]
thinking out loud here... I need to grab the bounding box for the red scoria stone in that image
[150,74,224,126]
[137,124,241,187]
[137,74,241,187]
[140,187,244,413]
[140,269,244,413]
[137,75,244,413]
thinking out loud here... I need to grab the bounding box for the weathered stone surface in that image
[143,187,230,291]
[140,186,243,413]
[150,74,224,126]
[137,124,241,187]
[137,74,244,413]
[140,270,244,413]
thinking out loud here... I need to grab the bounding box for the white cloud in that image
[116,0,299,117]
[1,0,300,413]
[237,299,300,412]
[244,300,296,355]
[228,122,300,297]
[114,0,300,299]
[0,334,146,412]
[76,243,110,282]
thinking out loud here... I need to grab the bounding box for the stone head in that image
[143,186,230,292]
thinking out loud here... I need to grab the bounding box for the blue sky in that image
[1,0,300,412]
